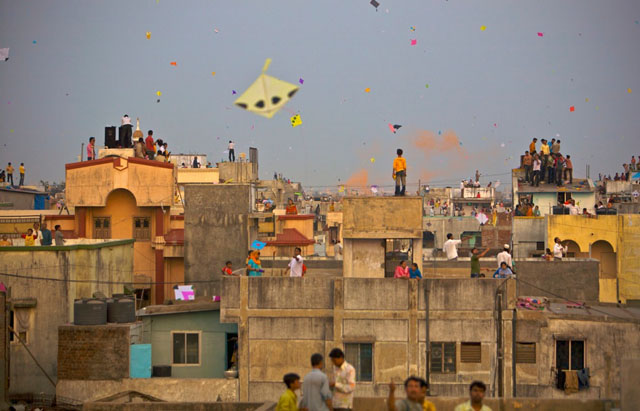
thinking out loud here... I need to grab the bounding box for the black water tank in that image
[107,297,136,323]
[74,298,107,325]
[153,365,172,377]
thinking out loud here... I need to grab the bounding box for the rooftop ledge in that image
[0,238,135,252]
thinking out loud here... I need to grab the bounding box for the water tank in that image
[107,297,136,323]
[74,298,107,325]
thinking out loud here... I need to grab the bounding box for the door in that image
[130,344,152,378]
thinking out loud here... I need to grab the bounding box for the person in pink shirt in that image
[87,137,95,160]
[394,260,410,278]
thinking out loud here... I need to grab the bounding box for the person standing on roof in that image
[228,140,236,162]
[393,149,407,196]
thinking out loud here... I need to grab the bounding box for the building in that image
[0,239,134,395]
[137,300,238,379]
[0,187,49,210]
[65,156,182,304]
[55,301,238,404]
[220,260,640,403]
[512,169,596,216]
[449,186,495,215]
[547,214,640,303]
[342,197,424,278]
[262,214,315,257]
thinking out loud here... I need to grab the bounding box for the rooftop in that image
[266,228,315,246]
[0,186,49,195]
[136,300,220,316]
[516,178,594,193]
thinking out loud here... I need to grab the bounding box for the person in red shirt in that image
[563,155,573,184]
[145,130,155,160]
[221,261,234,275]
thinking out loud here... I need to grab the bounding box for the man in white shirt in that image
[285,247,304,277]
[564,199,579,215]
[443,233,465,260]
[553,237,568,260]
[496,244,512,269]
[334,240,343,260]
[228,140,236,162]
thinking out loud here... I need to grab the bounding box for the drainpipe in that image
[424,279,430,394]
[512,308,517,397]
[496,288,504,397]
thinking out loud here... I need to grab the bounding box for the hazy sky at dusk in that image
[1,0,639,192]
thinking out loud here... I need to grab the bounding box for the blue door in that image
[130,344,152,378]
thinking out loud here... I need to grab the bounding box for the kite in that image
[0,48,9,61]
[251,240,267,250]
[146,32,151,39]
[234,58,299,119]
[170,61,177,66]
[370,0,380,10]
[388,124,402,134]
[291,114,302,127]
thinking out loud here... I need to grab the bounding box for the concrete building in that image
[0,187,50,210]
[449,186,495,215]
[342,197,424,278]
[262,214,315,257]
[547,214,640,303]
[138,301,238,379]
[220,263,640,403]
[512,169,596,216]
[0,239,134,395]
[65,156,179,304]
[184,184,260,297]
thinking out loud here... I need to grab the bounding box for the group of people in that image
[1,162,25,187]
[522,137,573,187]
[393,260,422,279]
[0,222,65,247]
[598,156,638,182]
[222,247,307,278]
[514,203,541,217]
[134,130,171,162]
[275,350,491,411]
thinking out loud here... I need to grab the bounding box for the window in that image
[460,342,481,363]
[345,343,373,382]
[172,332,200,365]
[557,192,572,204]
[536,242,545,251]
[556,340,584,370]
[9,310,28,344]
[423,231,435,248]
[516,342,536,364]
[133,217,151,240]
[430,342,456,373]
[93,217,111,239]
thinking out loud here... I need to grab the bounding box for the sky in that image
[1,0,639,194]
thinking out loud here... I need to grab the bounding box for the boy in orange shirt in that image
[393,149,407,196]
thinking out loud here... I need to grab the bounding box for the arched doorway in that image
[591,240,616,280]
[563,240,585,258]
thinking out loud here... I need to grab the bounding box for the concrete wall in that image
[0,240,134,395]
[516,312,640,400]
[343,239,385,278]
[57,378,238,403]
[342,197,423,239]
[221,276,637,404]
[141,310,237,378]
[547,215,640,302]
[513,217,546,258]
[58,325,131,380]
[66,157,175,207]
[621,358,640,410]
[218,162,257,183]
[177,168,220,184]
[515,259,600,302]
[0,190,35,209]
[185,185,252,297]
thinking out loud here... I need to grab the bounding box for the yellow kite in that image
[234,59,299,119]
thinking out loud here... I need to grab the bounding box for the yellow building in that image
[547,214,640,303]
[65,156,185,304]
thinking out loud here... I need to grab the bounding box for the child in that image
[222,261,234,276]
[409,263,422,279]
[15,227,37,246]
[276,373,301,411]
[493,262,514,278]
